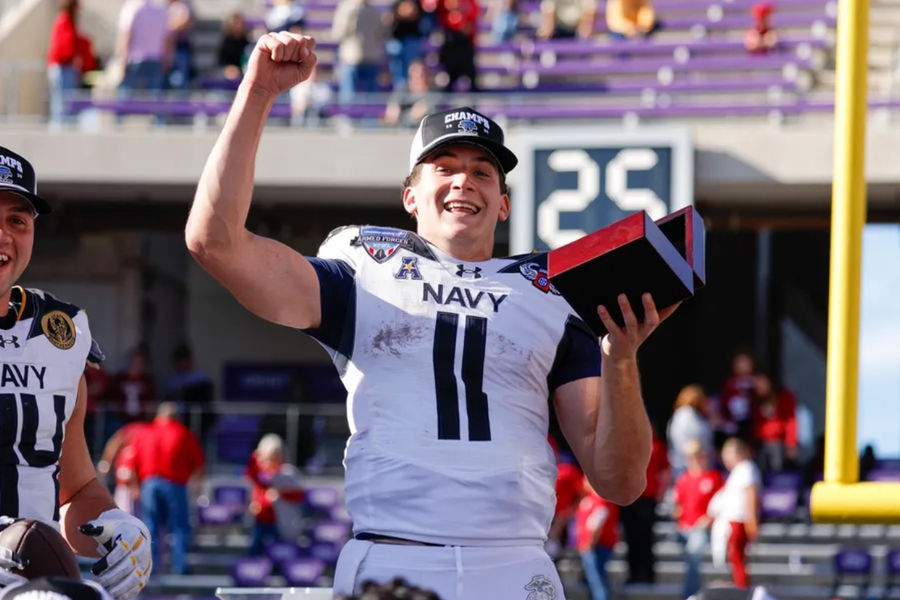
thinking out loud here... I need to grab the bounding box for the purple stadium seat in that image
[309,541,342,565]
[197,503,236,526]
[265,540,304,565]
[311,520,352,545]
[282,558,327,587]
[864,468,900,482]
[886,549,900,595]
[764,470,802,489]
[213,484,250,510]
[306,486,341,512]
[760,487,799,520]
[232,556,274,587]
[831,548,872,597]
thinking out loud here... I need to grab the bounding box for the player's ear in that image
[497,194,510,222]
[402,186,418,217]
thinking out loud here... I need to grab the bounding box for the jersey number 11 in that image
[432,311,491,441]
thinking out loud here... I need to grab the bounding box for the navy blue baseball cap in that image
[409,107,518,174]
[0,146,52,215]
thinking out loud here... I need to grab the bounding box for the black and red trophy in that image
[547,207,706,337]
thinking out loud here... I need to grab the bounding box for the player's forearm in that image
[59,477,117,557]
[187,83,276,261]
[592,356,652,504]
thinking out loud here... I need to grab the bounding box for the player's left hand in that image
[80,509,152,600]
[596,293,679,362]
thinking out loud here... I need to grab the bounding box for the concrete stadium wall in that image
[0,0,54,116]
[5,116,900,212]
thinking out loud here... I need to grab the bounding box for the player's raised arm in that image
[186,32,322,329]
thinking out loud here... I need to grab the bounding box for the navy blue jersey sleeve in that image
[303,258,356,363]
[547,315,602,391]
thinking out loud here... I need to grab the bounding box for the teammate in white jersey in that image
[0,147,151,600]
[187,32,678,599]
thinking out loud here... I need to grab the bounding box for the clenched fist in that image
[244,32,318,98]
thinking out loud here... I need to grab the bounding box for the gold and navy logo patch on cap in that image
[41,310,76,350]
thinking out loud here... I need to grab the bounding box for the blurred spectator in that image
[668,384,714,477]
[383,60,433,126]
[605,0,658,40]
[575,478,619,600]
[547,452,583,557]
[165,0,194,90]
[111,346,156,424]
[719,350,758,443]
[131,402,205,574]
[83,363,111,448]
[860,444,877,481]
[218,12,251,81]
[538,0,595,39]
[620,428,669,584]
[386,0,423,90]
[266,0,307,32]
[673,439,724,599]
[116,0,171,96]
[419,0,440,35]
[290,64,333,126]
[332,0,387,104]
[97,420,148,515]
[46,0,96,125]
[488,0,518,42]
[708,438,760,590]
[744,2,777,54]
[752,374,797,474]
[437,0,479,91]
[165,343,214,437]
[245,434,305,554]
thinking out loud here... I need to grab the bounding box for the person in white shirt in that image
[707,438,761,589]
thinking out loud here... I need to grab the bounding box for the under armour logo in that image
[0,335,20,349]
[455,264,482,279]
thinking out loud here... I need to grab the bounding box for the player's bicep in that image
[194,230,324,329]
[553,376,602,464]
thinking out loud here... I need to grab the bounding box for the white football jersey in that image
[307,226,602,545]
[0,287,100,524]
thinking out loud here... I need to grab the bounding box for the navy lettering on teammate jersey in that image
[0,364,46,389]
[422,283,507,313]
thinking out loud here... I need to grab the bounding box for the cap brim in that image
[416,134,518,174]
[0,185,52,214]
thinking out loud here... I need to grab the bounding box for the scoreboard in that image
[510,127,695,254]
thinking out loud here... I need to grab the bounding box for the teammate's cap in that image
[409,107,518,175]
[0,146,52,215]
[1,577,114,600]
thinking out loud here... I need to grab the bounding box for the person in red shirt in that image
[130,402,204,574]
[744,2,777,54]
[246,433,304,555]
[436,0,479,91]
[111,347,157,424]
[719,350,758,443]
[672,439,724,598]
[47,0,95,125]
[575,478,619,600]
[752,373,797,474]
[97,420,148,516]
[620,428,669,584]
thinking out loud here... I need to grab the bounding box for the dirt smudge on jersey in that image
[371,322,429,357]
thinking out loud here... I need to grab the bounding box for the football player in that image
[0,147,151,600]
[187,32,677,599]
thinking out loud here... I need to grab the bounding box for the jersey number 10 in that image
[433,311,491,441]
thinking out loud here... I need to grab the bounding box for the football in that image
[0,518,80,579]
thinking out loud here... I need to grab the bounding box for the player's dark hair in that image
[402,162,509,196]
